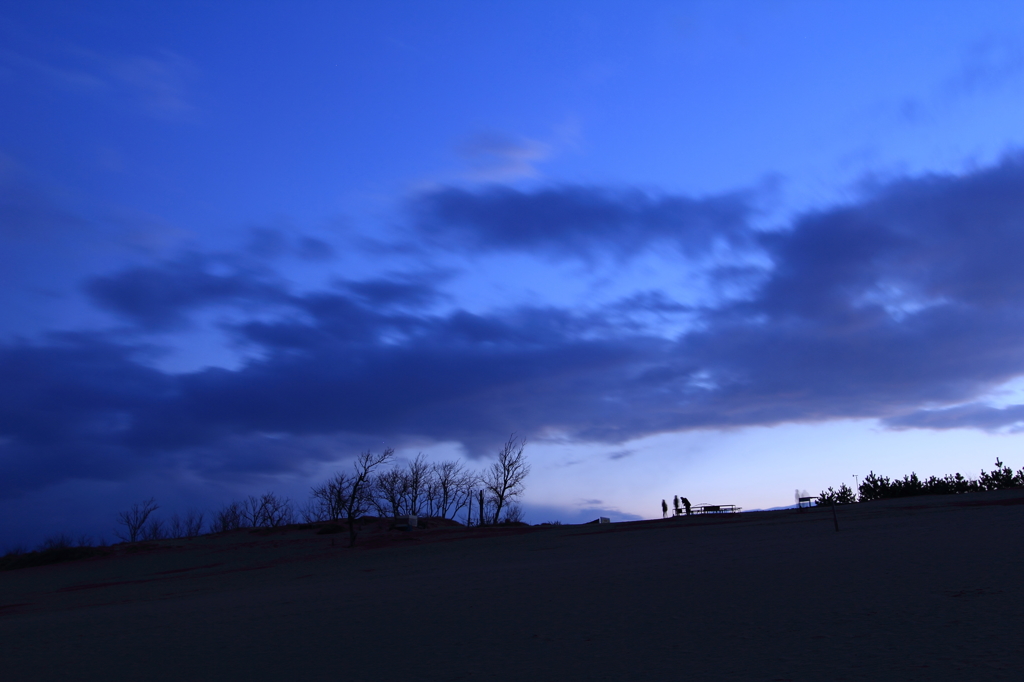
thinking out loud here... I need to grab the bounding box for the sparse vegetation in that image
[501,502,525,524]
[166,509,206,538]
[6,438,532,564]
[1,544,111,571]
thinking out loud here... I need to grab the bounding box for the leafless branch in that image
[114,498,159,543]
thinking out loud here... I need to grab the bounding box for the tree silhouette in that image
[482,434,530,525]
[114,498,159,543]
[343,448,395,546]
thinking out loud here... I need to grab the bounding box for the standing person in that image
[673,495,681,516]
[661,499,668,519]
[681,497,692,516]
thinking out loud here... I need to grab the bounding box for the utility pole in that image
[853,474,859,491]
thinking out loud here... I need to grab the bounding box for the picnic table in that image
[691,504,741,514]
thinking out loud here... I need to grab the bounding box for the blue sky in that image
[3,1,1024,546]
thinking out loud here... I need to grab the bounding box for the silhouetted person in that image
[661,499,668,518]
[681,497,691,516]
[673,495,681,516]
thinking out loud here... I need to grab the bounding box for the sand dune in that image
[2,490,1023,681]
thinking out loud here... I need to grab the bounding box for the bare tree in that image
[456,470,479,521]
[142,517,166,541]
[483,434,530,525]
[502,502,525,524]
[167,513,186,539]
[423,469,441,518]
[114,498,159,543]
[344,448,394,545]
[182,508,205,537]
[211,501,245,533]
[311,472,356,522]
[40,533,74,551]
[241,495,265,527]
[298,498,329,523]
[432,460,477,520]
[264,493,294,527]
[404,453,431,516]
[311,448,396,546]
[168,509,206,538]
[241,492,294,528]
[371,467,407,519]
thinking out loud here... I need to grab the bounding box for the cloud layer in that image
[412,185,754,258]
[4,154,1024,496]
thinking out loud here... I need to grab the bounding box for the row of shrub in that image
[817,458,1024,505]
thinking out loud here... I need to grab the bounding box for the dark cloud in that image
[412,185,754,258]
[84,253,287,330]
[884,403,1024,431]
[0,333,173,496]
[6,154,1024,498]
[339,274,445,309]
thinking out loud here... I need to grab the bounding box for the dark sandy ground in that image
[2,490,1023,681]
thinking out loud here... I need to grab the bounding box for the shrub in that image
[979,458,1018,491]
[816,483,856,506]
[501,502,525,524]
[1,545,110,572]
[39,533,74,551]
[889,472,925,497]
[858,471,891,501]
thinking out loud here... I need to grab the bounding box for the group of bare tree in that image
[112,435,530,548]
[340,452,479,522]
[210,492,295,532]
[304,447,395,546]
[299,434,531,545]
[115,491,297,541]
[113,498,206,542]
